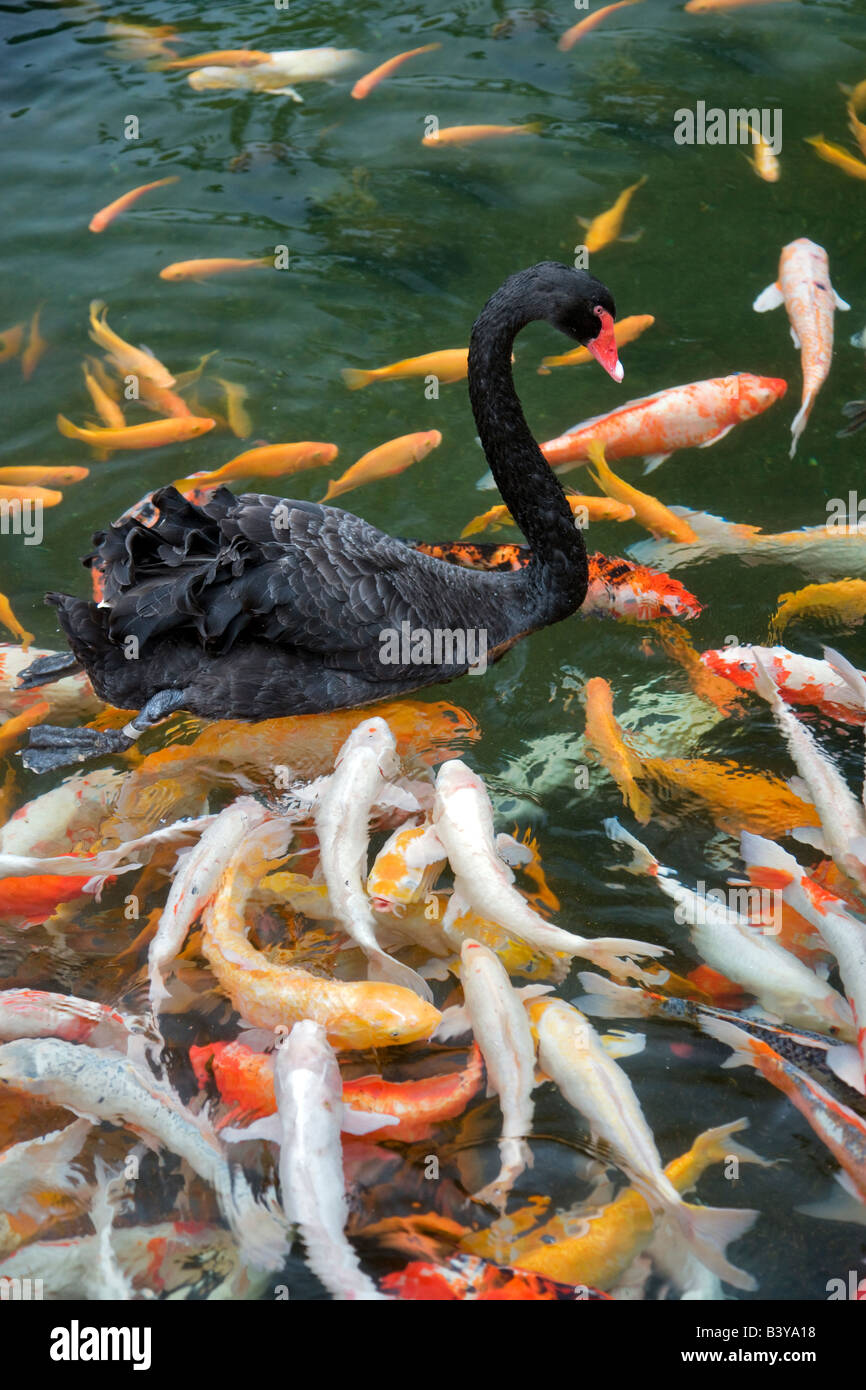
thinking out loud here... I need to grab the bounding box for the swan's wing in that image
[91,487,499,674]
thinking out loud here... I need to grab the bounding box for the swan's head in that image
[545,264,623,383]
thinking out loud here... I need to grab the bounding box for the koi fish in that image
[753,238,849,456]
[629,754,820,839]
[748,654,866,898]
[149,797,269,1012]
[159,257,272,282]
[422,124,540,146]
[433,759,667,972]
[447,939,544,1209]
[461,496,634,538]
[342,349,468,390]
[367,820,447,914]
[174,441,338,489]
[578,176,646,254]
[652,623,746,717]
[265,1021,386,1299]
[686,0,792,9]
[0,989,140,1051]
[0,485,60,508]
[464,1118,766,1290]
[584,677,651,822]
[702,1016,866,1202]
[848,103,866,159]
[0,873,98,925]
[538,314,654,372]
[3,645,101,723]
[628,509,866,583]
[201,817,442,1050]
[314,719,433,999]
[161,49,273,69]
[0,466,88,488]
[0,812,213,881]
[87,301,175,388]
[0,1119,91,1221]
[0,768,121,858]
[559,0,643,51]
[138,374,196,419]
[771,580,866,637]
[0,702,50,758]
[605,820,855,1039]
[528,996,758,1289]
[82,361,125,429]
[582,554,703,620]
[321,431,441,501]
[0,1038,289,1270]
[381,1253,608,1300]
[586,441,698,542]
[351,44,441,99]
[700,645,866,724]
[20,306,47,381]
[538,374,786,473]
[0,595,33,650]
[0,323,24,363]
[104,21,179,62]
[57,413,215,450]
[805,135,866,181]
[213,378,252,438]
[744,123,780,181]
[89,176,179,233]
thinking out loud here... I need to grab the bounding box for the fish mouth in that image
[587,308,624,383]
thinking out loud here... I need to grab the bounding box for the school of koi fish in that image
[3,2,866,1305]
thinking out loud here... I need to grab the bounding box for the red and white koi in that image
[433,760,668,974]
[0,769,122,857]
[605,819,855,1039]
[700,645,866,725]
[0,990,141,1050]
[753,238,849,456]
[527,996,758,1290]
[539,374,787,473]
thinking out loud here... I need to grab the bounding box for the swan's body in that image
[21,263,621,772]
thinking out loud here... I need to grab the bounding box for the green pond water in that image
[2,0,866,1300]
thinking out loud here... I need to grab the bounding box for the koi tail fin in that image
[603,817,661,878]
[672,1200,759,1291]
[341,368,375,390]
[697,1013,765,1068]
[575,970,656,1019]
[474,1136,532,1212]
[688,1117,776,1173]
[574,936,668,976]
[367,948,435,1004]
[789,391,816,458]
[224,1167,290,1273]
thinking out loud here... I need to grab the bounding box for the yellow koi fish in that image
[57,414,214,451]
[586,441,698,543]
[0,595,34,650]
[0,467,87,487]
[88,301,175,388]
[322,430,442,502]
[805,135,866,181]
[342,349,469,390]
[159,257,272,281]
[583,677,651,823]
[89,177,179,233]
[422,124,540,147]
[175,441,337,489]
[214,378,252,438]
[539,314,654,371]
[771,579,866,637]
[579,177,646,254]
[0,323,24,364]
[461,494,634,537]
[82,363,125,429]
[20,306,47,382]
[744,123,780,181]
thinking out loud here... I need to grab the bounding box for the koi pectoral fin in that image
[753,281,784,313]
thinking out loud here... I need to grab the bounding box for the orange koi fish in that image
[57,414,214,451]
[559,0,643,51]
[586,441,699,542]
[0,467,87,488]
[583,677,651,822]
[89,177,179,233]
[805,135,866,181]
[770,580,866,637]
[82,362,125,429]
[342,349,468,390]
[578,176,646,254]
[539,314,654,372]
[0,702,49,757]
[636,755,821,839]
[381,1253,610,1300]
[0,596,33,650]
[651,623,745,717]
[20,307,47,382]
[847,104,866,159]
[0,324,24,363]
[351,44,441,99]
[175,441,337,490]
[461,494,634,537]
[541,374,787,472]
[0,486,61,507]
[422,124,540,146]
[214,378,252,438]
[0,874,97,925]
[753,238,849,456]
[161,50,272,69]
[159,257,272,281]
[88,301,175,387]
[686,0,792,9]
[322,431,441,501]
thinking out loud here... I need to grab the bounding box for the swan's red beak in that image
[587,309,624,383]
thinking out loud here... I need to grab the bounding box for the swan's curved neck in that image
[468,294,587,614]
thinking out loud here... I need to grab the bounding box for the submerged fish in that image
[539,374,786,473]
[805,135,866,181]
[771,580,866,637]
[175,441,337,489]
[628,509,866,582]
[87,301,175,388]
[351,44,441,99]
[160,257,272,282]
[342,350,468,390]
[321,431,441,501]
[57,413,215,451]
[559,0,643,51]
[578,176,646,254]
[89,177,179,233]
[381,1252,607,1300]
[586,441,698,542]
[700,645,866,724]
[584,676,651,823]
[539,315,654,372]
[422,124,540,147]
[753,238,849,456]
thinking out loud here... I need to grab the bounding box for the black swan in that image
[20,262,621,773]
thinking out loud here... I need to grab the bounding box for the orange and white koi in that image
[559,0,643,51]
[89,176,179,233]
[351,44,441,99]
[700,645,866,724]
[57,413,214,451]
[87,301,175,388]
[527,996,758,1289]
[0,989,139,1050]
[322,431,441,501]
[422,124,540,147]
[584,677,651,822]
[578,176,646,254]
[770,580,866,637]
[201,818,441,1050]
[433,760,667,973]
[753,238,849,456]
[367,820,447,914]
[0,769,120,858]
[175,441,337,490]
[605,819,855,1039]
[702,1016,866,1202]
[342,349,468,390]
[187,49,362,99]
[159,257,272,281]
[586,441,698,542]
[539,374,787,472]
[805,135,866,181]
[538,314,654,372]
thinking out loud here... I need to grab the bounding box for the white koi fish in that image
[0,813,214,882]
[0,769,122,856]
[315,718,433,1001]
[749,652,866,896]
[0,989,143,1050]
[0,1117,91,1219]
[188,48,363,101]
[527,996,758,1290]
[273,1021,386,1300]
[148,797,269,1013]
[0,1038,289,1271]
[605,819,855,1039]
[629,509,866,583]
[433,760,668,973]
[753,237,850,456]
